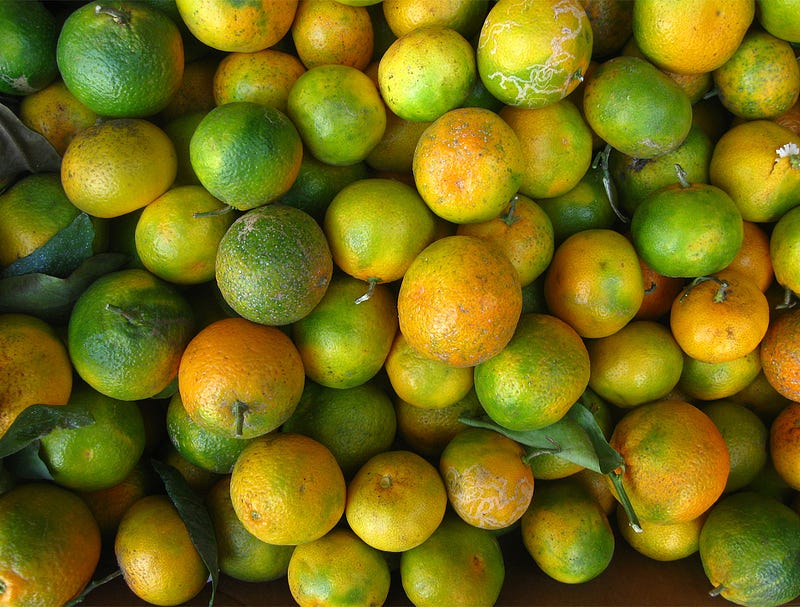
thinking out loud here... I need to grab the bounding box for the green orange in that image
[0,0,59,95]
[770,204,800,297]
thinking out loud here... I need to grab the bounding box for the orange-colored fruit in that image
[291,0,373,70]
[582,0,634,60]
[634,255,686,321]
[382,0,489,39]
[212,49,305,112]
[616,505,705,562]
[724,220,774,292]
[760,308,800,401]
[770,402,800,490]
[679,349,762,402]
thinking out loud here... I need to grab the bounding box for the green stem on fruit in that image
[193,206,234,219]
[709,584,726,598]
[644,280,657,295]
[502,195,519,226]
[609,467,642,533]
[105,303,141,325]
[776,287,798,310]
[674,163,691,188]
[678,275,729,303]
[64,569,123,607]
[232,400,248,438]
[94,4,131,25]
[354,279,378,305]
[592,144,627,223]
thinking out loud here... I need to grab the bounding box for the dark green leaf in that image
[0,252,128,323]
[1,213,96,279]
[566,400,624,474]
[152,459,218,606]
[5,441,53,481]
[64,570,123,607]
[0,102,61,181]
[0,403,94,459]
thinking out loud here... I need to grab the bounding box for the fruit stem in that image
[354,279,377,305]
[709,584,726,598]
[774,142,800,170]
[105,304,140,325]
[609,467,642,533]
[592,144,628,223]
[94,4,130,25]
[674,163,691,188]
[232,400,248,437]
[502,195,519,226]
[193,206,233,219]
[776,287,798,310]
[678,275,729,303]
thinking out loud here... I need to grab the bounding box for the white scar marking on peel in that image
[444,464,534,528]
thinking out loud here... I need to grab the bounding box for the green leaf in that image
[64,570,123,607]
[0,102,61,181]
[0,252,128,323]
[152,459,218,606]
[1,213,96,279]
[566,400,624,474]
[0,403,95,459]
[4,440,54,481]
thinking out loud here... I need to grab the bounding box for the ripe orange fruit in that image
[178,316,305,439]
[724,220,774,292]
[382,0,488,39]
[175,0,298,53]
[57,1,184,117]
[397,234,522,368]
[476,0,593,109]
[473,312,590,432]
[291,0,373,70]
[670,270,770,364]
[0,482,101,607]
[582,0,634,60]
[678,349,762,402]
[583,55,693,159]
[345,449,447,552]
[364,109,432,174]
[157,55,217,123]
[634,255,686,321]
[412,107,525,224]
[439,427,534,530]
[616,505,705,562]
[0,0,58,96]
[230,432,346,546]
[770,402,800,490]
[770,204,800,298]
[609,399,730,525]
[760,308,800,401]
[632,0,754,75]
[544,228,644,338]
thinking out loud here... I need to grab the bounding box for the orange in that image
[582,0,634,60]
[543,228,644,338]
[18,79,98,156]
[115,494,208,606]
[0,482,101,607]
[382,0,489,39]
[215,204,332,326]
[499,99,594,200]
[770,204,800,298]
[670,270,770,364]
[773,98,800,135]
[572,467,617,516]
[230,432,346,545]
[609,399,730,525]
[287,64,386,166]
[212,49,306,112]
[178,316,305,439]
[157,55,217,123]
[679,349,762,402]
[632,0,754,75]
[399,514,505,607]
[439,427,534,530]
[730,370,793,425]
[456,194,555,287]
[345,449,447,552]
[57,1,184,117]
[323,177,438,289]
[758,0,800,43]
[162,111,205,187]
[397,234,522,368]
[291,0,373,70]
[61,118,177,219]
[634,255,686,322]
[364,109,432,174]
[616,505,705,562]
[412,107,525,224]
[770,402,800,490]
[587,319,685,409]
[67,268,195,401]
[175,0,298,53]
[708,119,800,223]
[476,0,593,109]
[158,442,221,497]
[724,220,774,292]
[583,55,693,158]
[189,101,303,211]
[0,0,58,95]
[377,26,476,122]
[713,28,800,120]
[287,528,391,607]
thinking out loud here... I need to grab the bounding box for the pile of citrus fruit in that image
[2,1,800,606]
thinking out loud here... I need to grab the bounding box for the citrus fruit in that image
[57,1,184,117]
[725,220,774,293]
[189,101,303,211]
[134,184,235,285]
[291,0,373,70]
[0,482,101,607]
[758,0,800,43]
[400,514,505,607]
[543,228,644,338]
[760,308,800,401]
[215,204,332,326]
[205,476,295,583]
[730,370,793,425]
[175,0,298,53]
[635,255,686,322]
[630,177,744,279]
[632,0,754,75]
[67,268,195,401]
[156,55,217,123]
[281,379,397,478]
[582,55,693,158]
[521,477,615,584]
[212,48,306,112]
[377,26,476,122]
[703,399,769,493]
[287,64,386,166]
[60,118,177,219]
[162,111,205,187]
[770,401,800,490]
[476,0,593,109]
[382,0,488,39]
[770,204,800,297]
[582,0,634,60]
[616,505,705,562]
[323,177,437,288]
[499,99,594,200]
[178,316,304,439]
[678,349,762,402]
[345,449,447,552]
[0,0,59,96]
[230,432,346,546]
[699,491,800,607]
[586,319,685,409]
[708,119,800,223]
[115,494,208,606]
[287,528,391,607]
[158,442,221,497]
[609,399,730,525]
[670,270,770,364]
[473,312,590,432]
[38,382,146,492]
[456,194,555,287]
[411,106,525,224]
[713,28,800,120]
[439,427,534,530]
[364,109,432,174]
[397,234,522,368]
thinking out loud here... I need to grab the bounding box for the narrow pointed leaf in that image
[0,403,94,459]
